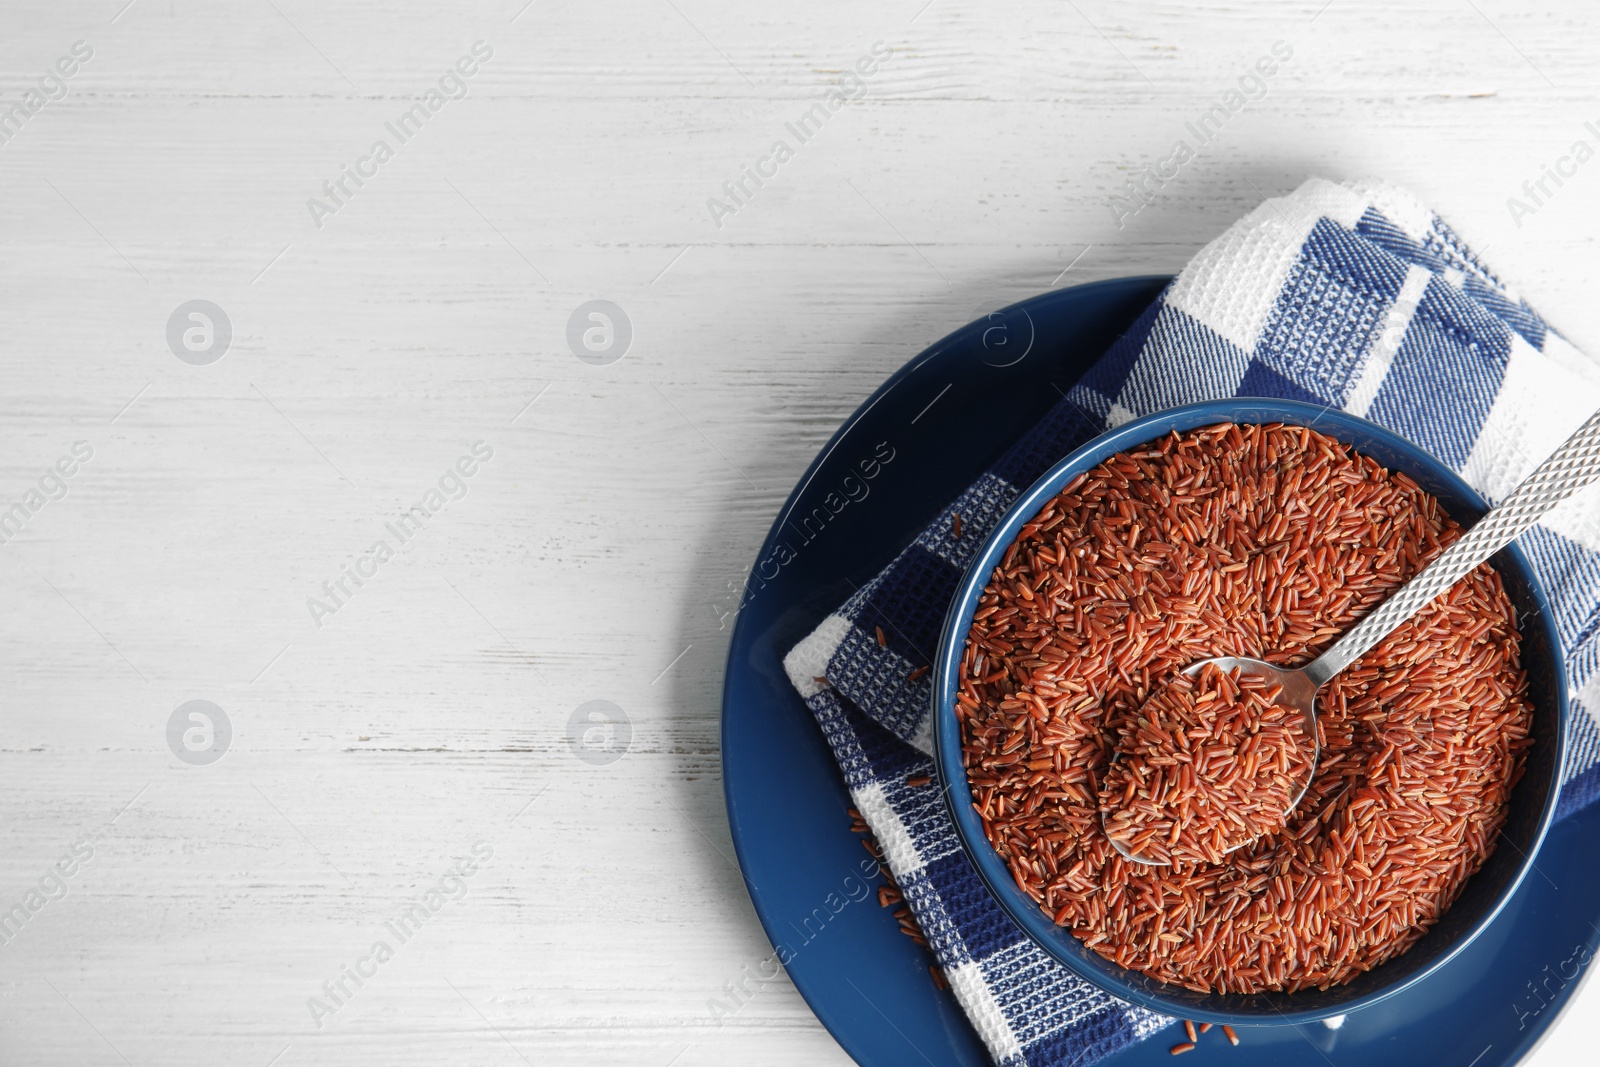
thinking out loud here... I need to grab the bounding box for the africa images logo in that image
[167,700,232,766]
[306,442,495,629]
[0,442,93,546]
[1106,39,1293,229]
[305,842,493,1029]
[0,839,94,950]
[305,42,494,229]
[705,41,893,228]
[0,40,93,149]
[166,300,232,365]
[568,701,631,765]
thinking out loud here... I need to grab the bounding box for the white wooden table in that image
[1,1,1597,1063]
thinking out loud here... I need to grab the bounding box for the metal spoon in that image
[1105,409,1600,866]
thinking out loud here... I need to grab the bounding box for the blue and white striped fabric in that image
[782,177,1600,1067]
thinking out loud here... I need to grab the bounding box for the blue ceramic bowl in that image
[932,398,1568,1024]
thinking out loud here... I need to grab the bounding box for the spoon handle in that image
[1304,408,1600,688]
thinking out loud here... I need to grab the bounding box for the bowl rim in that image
[930,397,1570,1024]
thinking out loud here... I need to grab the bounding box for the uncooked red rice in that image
[1101,662,1316,866]
[957,422,1532,994]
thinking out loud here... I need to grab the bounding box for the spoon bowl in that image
[1103,655,1322,866]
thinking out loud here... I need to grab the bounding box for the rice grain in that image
[958,423,1532,994]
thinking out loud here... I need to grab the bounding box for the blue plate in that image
[932,398,1567,1024]
[721,276,1600,1066]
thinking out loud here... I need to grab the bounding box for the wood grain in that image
[1,1,1598,1063]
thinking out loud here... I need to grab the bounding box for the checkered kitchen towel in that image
[782,177,1600,1067]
